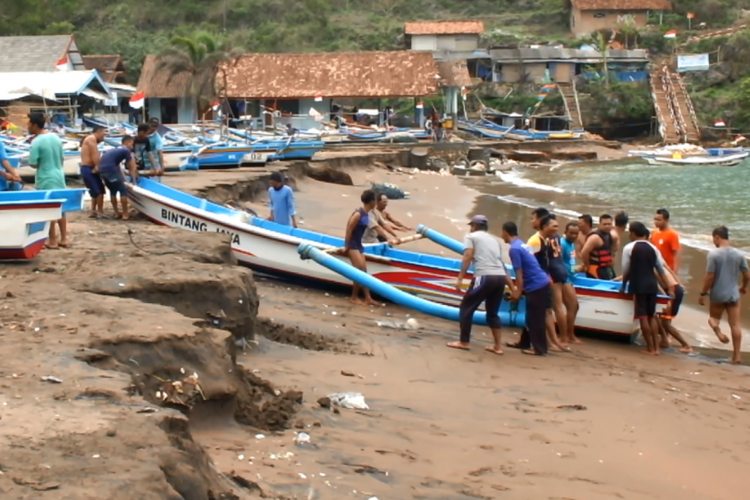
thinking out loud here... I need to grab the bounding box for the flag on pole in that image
[686,13,696,19]
[56,56,69,71]
[663,30,677,39]
[129,91,145,110]
[714,119,726,127]
[210,99,221,111]
[314,95,323,102]
[415,101,424,109]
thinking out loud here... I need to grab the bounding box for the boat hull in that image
[129,179,666,336]
[0,200,63,260]
[644,152,748,167]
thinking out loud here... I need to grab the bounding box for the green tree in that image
[157,31,242,106]
[590,31,610,87]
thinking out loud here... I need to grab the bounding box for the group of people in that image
[447,207,749,364]
[80,118,165,220]
[0,113,167,249]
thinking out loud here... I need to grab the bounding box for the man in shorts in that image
[98,136,138,219]
[133,124,158,177]
[699,225,750,364]
[80,125,106,216]
[147,118,166,179]
[621,221,667,355]
[28,112,68,248]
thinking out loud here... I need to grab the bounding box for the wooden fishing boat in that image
[129,179,666,338]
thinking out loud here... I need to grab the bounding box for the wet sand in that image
[3,156,750,499]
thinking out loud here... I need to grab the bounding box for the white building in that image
[404,20,484,54]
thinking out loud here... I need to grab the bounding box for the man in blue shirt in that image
[267,172,297,227]
[148,118,165,178]
[99,135,138,220]
[502,221,550,356]
[0,141,23,191]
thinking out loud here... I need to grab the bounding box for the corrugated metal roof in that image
[0,35,86,72]
[0,70,111,99]
[221,51,440,99]
[490,47,649,62]
[136,55,192,98]
[571,0,672,10]
[404,20,484,35]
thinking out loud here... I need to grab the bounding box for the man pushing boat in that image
[447,215,517,354]
[344,189,384,307]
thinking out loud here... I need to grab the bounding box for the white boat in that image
[129,178,668,338]
[644,152,748,167]
[0,199,64,259]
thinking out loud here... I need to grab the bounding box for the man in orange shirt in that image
[651,208,690,352]
[651,208,680,272]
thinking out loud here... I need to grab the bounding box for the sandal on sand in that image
[522,349,544,356]
[44,244,60,250]
[485,346,504,355]
[505,341,523,349]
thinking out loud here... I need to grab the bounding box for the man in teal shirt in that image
[148,118,165,179]
[28,112,68,248]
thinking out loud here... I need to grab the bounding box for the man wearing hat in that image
[448,215,516,354]
[267,172,297,228]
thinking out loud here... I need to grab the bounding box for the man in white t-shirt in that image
[447,215,517,355]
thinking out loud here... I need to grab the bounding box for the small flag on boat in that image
[210,99,221,111]
[663,30,677,39]
[714,119,726,127]
[55,56,69,71]
[314,95,323,102]
[129,91,145,110]
[416,101,424,109]
[687,12,696,19]
[735,135,746,142]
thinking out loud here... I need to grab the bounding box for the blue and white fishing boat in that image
[129,178,667,339]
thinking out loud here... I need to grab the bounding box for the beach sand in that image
[2,160,750,499]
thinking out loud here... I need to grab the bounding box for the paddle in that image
[323,233,424,255]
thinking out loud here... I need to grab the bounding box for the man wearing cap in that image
[267,172,298,228]
[148,118,165,178]
[448,215,517,355]
[80,125,106,216]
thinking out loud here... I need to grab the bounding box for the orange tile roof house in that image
[404,20,485,52]
[569,0,672,36]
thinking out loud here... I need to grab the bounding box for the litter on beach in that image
[327,392,369,410]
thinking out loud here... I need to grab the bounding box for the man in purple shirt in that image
[99,135,138,219]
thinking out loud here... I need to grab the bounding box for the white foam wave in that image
[496,170,564,193]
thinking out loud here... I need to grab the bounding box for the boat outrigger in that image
[129,179,668,340]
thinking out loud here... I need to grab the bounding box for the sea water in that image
[483,159,750,256]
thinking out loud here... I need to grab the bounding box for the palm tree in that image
[619,16,640,49]
[157,31,243,116]
[591,31,610,87]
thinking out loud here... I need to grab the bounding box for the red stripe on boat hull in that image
[0,238,48,260]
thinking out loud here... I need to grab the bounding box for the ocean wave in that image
[496,170,565,193]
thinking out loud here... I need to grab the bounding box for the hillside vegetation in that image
[4,0,750,130]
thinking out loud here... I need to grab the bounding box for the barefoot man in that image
[447,215,517,354]
[621,221,667,355]
[80,125,106,216]
[28,112,69,249]
[560,221,582,344]
[699,225,749,364]
[98,136,138,219]
[344,189,382,307]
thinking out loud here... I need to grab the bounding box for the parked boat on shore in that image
[129,178,664,339]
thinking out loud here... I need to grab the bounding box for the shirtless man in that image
[612,211,628,272]
[575,214,593,256]
[377,194,412,232]
[580,214,617,280]
[368,193,400,242]
[80,126,106,216]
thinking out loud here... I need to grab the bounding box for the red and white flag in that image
[129,91,145,110]
[314,95,323,102]
[210,99,221,111]
[56,56,69,71]
[714,119,726,127]
[415,101,424,109]
[663,30,677,39]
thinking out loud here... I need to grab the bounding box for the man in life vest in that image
[580,214,617,280]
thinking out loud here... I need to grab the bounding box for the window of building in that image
[594,12,606,18]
